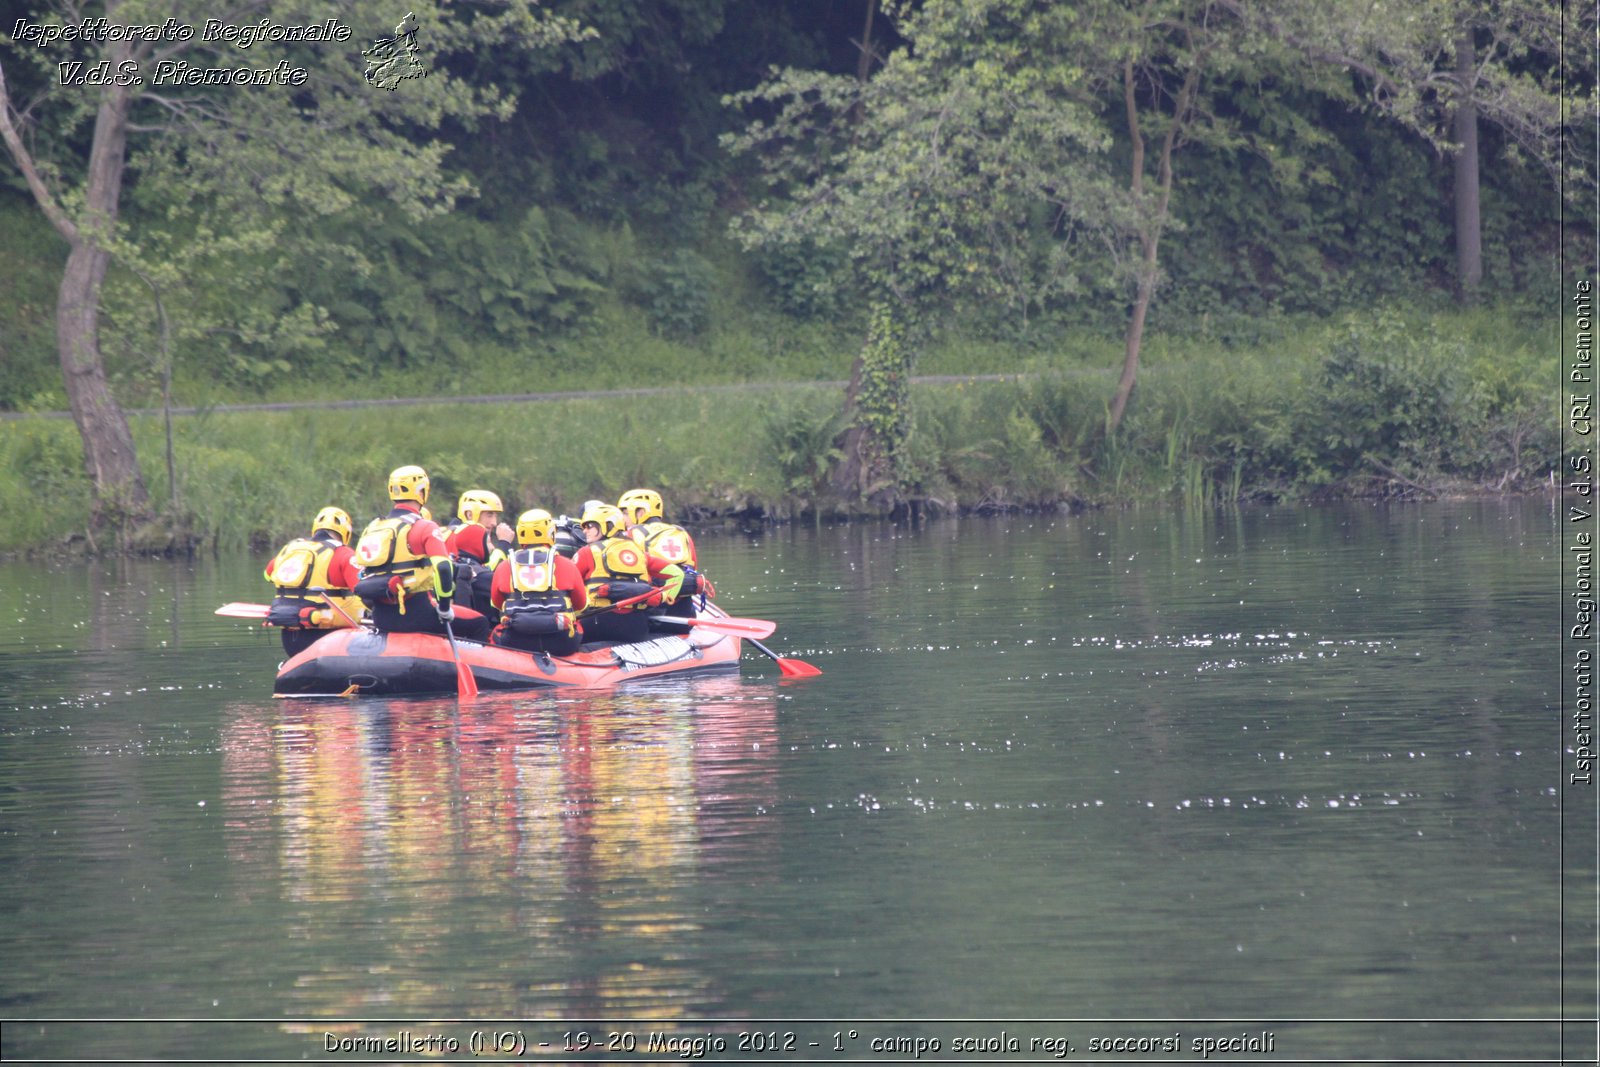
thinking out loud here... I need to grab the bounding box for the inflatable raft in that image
[273,625,741,696]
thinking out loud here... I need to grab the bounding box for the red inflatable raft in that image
[273,625,741,696]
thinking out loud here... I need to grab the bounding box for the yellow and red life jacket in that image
[505,547,571,611]
[585,537,653,609]
[353,511,445,607]
[269,537,348,596]
[354,512,426,573]
[631,520,696,567]
[266,537,361,629]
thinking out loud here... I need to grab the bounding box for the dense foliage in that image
[0,0,1586,551]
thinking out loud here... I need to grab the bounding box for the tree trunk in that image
[58,67,150,521]
[1452,28,1483,302]
[1107,59,1199,435]
[856,0,879,84]
[1109,254,1157,433]
[829,302,908,506]
[829,350,874,500]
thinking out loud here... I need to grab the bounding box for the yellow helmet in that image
[515,508,555,547]
[580,502,627,540]
[457,489,504,524]
[618,487,664,525]
[388,464,430,504]
[311,506,353,545]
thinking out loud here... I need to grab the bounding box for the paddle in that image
[308,587,362,628]
[649,614,777,640]
[216,591,362,626]
[579,586,777,639]
[744,635,823,678]
[436,600,479,700]
[698,602,822,677]
[575,586,668,621]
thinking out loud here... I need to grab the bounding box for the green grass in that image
[0,174,1562,556]
[0,296,1559,556]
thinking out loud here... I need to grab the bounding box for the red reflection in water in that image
[217,677,779,1021]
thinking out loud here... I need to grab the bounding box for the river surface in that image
[0,498,1590,1063]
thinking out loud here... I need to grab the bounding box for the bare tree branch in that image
[0,60,79,243]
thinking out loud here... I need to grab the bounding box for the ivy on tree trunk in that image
[832,301,913,505]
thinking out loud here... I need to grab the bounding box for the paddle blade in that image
[703,616,778,640]
[651,614,778,639]
[456,659,479,700]
[775,657,823,678]
[438,612,479,701]
[744,635,822,679]
[685,616,777,640]
[216,603,270,619]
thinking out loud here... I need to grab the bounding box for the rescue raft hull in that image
[273,626,740,696]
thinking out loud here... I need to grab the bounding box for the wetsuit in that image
[489,547,588,656]
[574,537,684,645]
[353,502,492,642]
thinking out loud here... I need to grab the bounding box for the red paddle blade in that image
[652,615,777,639]
[704,616,778,639]
[685,616,777,639]
[216,603,270,619]
[775,657,823,678]
[456,661,479,699]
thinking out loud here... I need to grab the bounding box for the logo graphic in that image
[362,12,427,90]
[276,552,310,584]
[355,529,389,565]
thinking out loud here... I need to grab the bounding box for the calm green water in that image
[0,498,1589,1062]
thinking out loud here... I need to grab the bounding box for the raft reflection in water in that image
[218,676,780,1023]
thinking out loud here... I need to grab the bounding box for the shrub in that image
[632,249,717,338]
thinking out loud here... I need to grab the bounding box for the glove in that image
[557,612,576,637]
[660,567,685,606]
[437,601,455,622]
[432,557,457,600]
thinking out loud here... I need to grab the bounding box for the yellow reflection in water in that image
[219,676,779,1024]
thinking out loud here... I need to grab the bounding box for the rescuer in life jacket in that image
[618,487,714,621]
[444,488,513,617]
[573,503,685,645]
[263,506,365,657]
[352,465,493,642]
[488,508,589,656]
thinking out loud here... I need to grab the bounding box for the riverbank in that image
[0,299,1558,558]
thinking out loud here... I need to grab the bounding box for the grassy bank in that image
[0,299,1558,557]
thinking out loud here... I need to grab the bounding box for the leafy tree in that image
[1224,0,1575,301]
[725,0,1116,502]
[1016,1,1372,433]
[729,0,1399,491]
[0,0,589,532]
